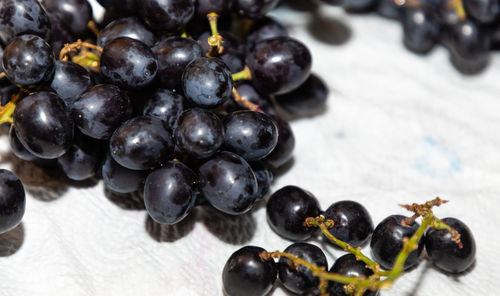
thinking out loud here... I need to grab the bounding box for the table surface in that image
[1,2,499,296]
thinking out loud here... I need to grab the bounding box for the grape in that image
[143,88,189,130]
[40,0,92,35]
[9,126,37,162]
[97,17,155,48]
[0,169,25,234]
[250,161,273,200]
[328,254,379,296]
[246,37,312,95]
[274,73,328,116]
[246,17,289,50]
[144,161,198,225]
[424,217,476,273]
[138,0,195,32]
[463,0,500,24]
[100,37,158,89]
[323,200,373,247]
[402,7,440,54]
[198,151,258,215]
[263,115,295,168]
[278,243,328,295]
[223,111,278,161]
[266,186,321,241]
[370,215,424,270]
[50,61,94,104]
[0,0,51,44]
[0,82,18,106]
[174,108,224,159]
[47,12,74,56]
[57,132,103,181]
[343,0,377,12]
[197,32,245,73]
[102,154,147,194]
[110,116,174,170]
[72,84,131,140]
[13,91,73,159]
[222,246,277,296]
[2,34,55,87]
[377,0,402,19]
[233,0,280,18]
[195,0,232,16]
[182,57,233,108]
[233,83,275,115]
[96,0,137,16]
[153,36,203,90]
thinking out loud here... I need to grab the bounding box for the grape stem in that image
[232,66,252,82]
[87,20,100,36]
[0,91,24,124]
[59,40,103,72]
[448,0,467,20]
[232,87,262,112]
[0,72,5,80]
[207,12,224,57]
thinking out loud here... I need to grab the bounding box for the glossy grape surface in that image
[233,83,275,114]
[263,115,295,168]
[9,126,37,162]
[402,7,440,54]
[250,161,273,200]
[0,169,25,234]
[98,17,155,47]
[0,0,51,44]
[324,200,373,247]
[41,0,92,35]
[233,0,280,18]
[50,61,94,104]
[102,154,147,193]
[247,17,288,50]
[196,0,232,16]
[138,0,195,32]
[143,88,188,130]
[328,254,379,296]
[57,132,103,181]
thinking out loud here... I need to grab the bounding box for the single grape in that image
[110,116,174,170]
[0,0,51,44]
[263,115,295,168]
[0,169,25,234]
[100,37,158,89]
[40,0,92,35]
[198,151,258,215]
[223,111,278,161]
[402,6,440,54]
[424,217,476,273]
[102,153,147,194]
[274,73,328,116]
[153,36,203,90]
[97,17,155,48]
[463,0,500,23]
[246,37,312,95]
[174,108,224,159]
[222,246,277,296]
[182,57,233,108]
[72,84,132,140]
[57,132,103,181]
[195,0,232,16]
[278,243,328,295]
[144,161,198,225]
[47,12,74,56]
[370,215,424,270]
[327,254,379,296]
[2,34,55,87]
[9,126,37,162]
[323,200,373,247]
[266,186,321,241]
[143,88,189,130]
[246,17,289,50]
[138,0,195,32]
[250,161,273,200]
[13,91,73,159]
[50,61,94,104]
[233,0,280,18]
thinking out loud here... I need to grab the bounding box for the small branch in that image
[232,87,262,112]
[87,20,100,36]
[0,92,23,124]
[0,72,6,80]
[232,66,252,82]
[448,0,467,20]
[59,39,103,61]
[206,12,224,56]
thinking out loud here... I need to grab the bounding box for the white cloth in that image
[1,2,498,295]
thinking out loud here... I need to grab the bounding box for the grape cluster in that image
[315,0,498,74]
[222,187,476,295]
[0,0,329,239]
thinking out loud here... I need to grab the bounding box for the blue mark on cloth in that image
[415,137,461,178]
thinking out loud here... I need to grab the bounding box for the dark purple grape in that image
[0,82,19,106]
[100,37,158,89]
[278,243,328,295]
[97,0,137,16]
[143,88,189,130]
[102,153,147,193]
[448,20,490,74]
[266,186,321,241]
[402,6,440,54]
[246,37,312,95]
[233,0,280,18]
[138,0,195,32]
[328,254,379,296]
[2,34,55,87]
[323,200,373,247]
[246,17,288,50]
[377,0,402,19]
[50,61,94,104]
[9,126,37,162]
[370,215,424,270]
[196,0,232,16]
[72,84,131,140]
[13,91,73,159]
[40,0,92,35]
[198,151,258,215]
[0,169,25,234]
[110,116,174,170]
[182,57,233,108]
[47,12,74,56]
[153,36,203,90]
[463,0,500,23]
[57,132,103,181]
[174,108,224,159]
[233,83,275,115]
[223,111,278,161]
[251,161,273,200]
[144,161,197,224]
[97,17,155,48]
[222,246,277,296]
[275,73,328,116]
[263,115,295,168]
[0,0,51,44]
[424,217,476,273]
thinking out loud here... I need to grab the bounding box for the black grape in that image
[198,151,258,215]
[97,0,137,16]
[377,0,402,19]
[72,84,131,140]
[233,0,280,18]
[2,34,55,87]
[143,88,189,130]
[138,0,195,32]
[109,116,174,170]
[328,254,380,296]
[100,37,158,89]
[0,0,51,44]
[9,126,37,162]
[250,161,273,200]
[40,0,92,35]
[263,115,295,168]
[97,17,155,48]
[13,91,73,159]
[144,161,198,224]
[47,12,74,56]
[246,17,289,50]
[463,0,500,23]
[50,61,94,104]
[233,83,276,115]
[402,7,440,54]
[196,0,232,16]
[0,169,25,234]
[57,132,103,181]
[102,154,147,194]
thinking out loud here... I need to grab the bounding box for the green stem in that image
[232,66,252,81]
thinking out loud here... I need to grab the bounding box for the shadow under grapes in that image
[0,222,24,257]
[146,211,197,243]
[199,206,256,245]
[103,186,146,210]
